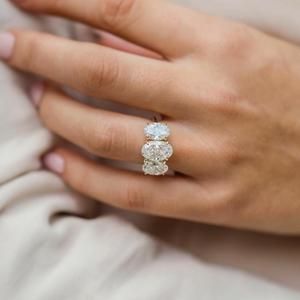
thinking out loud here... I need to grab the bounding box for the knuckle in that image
[257,47,288,79]
[215,139,245,167]
[84,122,128,158]
[211,24,254,58]
[215,89,241,115]
[203,87,243,116]
[208,185,244,224]
[98,126,119,155]
[201,86,257,121]
[102,0,137,30]
[199,140,245,176]
[206,86,256,118]
[222,146,243,166]
[120,183,149,211]
[16,32,41,70]
[83,54,121,92]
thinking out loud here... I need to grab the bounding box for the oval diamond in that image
[142,141,173,162]
[143,161,168,176]
[144,123,170,141]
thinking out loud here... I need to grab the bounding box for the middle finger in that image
[8,30,178,115]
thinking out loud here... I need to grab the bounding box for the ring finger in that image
[34,85,201,173]
[34,85,222,176]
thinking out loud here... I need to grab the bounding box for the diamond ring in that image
[142,122,173,176]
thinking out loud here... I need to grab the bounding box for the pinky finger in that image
[43,148,202,218]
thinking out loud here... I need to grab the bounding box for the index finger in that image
[13,0,201,58]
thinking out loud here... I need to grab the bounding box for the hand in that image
[2,0,300,234]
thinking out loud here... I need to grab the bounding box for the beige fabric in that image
[0,1,300,299]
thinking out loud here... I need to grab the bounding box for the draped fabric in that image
[0,1,300,299]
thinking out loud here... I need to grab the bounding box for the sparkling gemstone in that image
[142,141,173,162]
[143,160,168,176]
[144,123,170,141]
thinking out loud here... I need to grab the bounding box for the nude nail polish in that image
[0,32,15,60]
[43,153,65,174]
[29,81,45,107]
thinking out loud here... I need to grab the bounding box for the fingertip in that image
[43,152,65,174]
[0,31,16,60]
[29,81,45,107]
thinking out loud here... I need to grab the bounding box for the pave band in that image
[142,122,173,176]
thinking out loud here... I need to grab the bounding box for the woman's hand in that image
[2,0,300,234]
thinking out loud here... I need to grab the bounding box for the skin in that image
[5,0,300,234]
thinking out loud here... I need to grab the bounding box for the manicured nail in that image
[29,81,45,107]
[43,153,65,174]
[0,32,15,60]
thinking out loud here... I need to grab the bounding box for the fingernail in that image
[0,32,15,60]
[43,153,65,174]
[29,81,45,107]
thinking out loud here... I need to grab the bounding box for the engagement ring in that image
[142,122,173,176]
